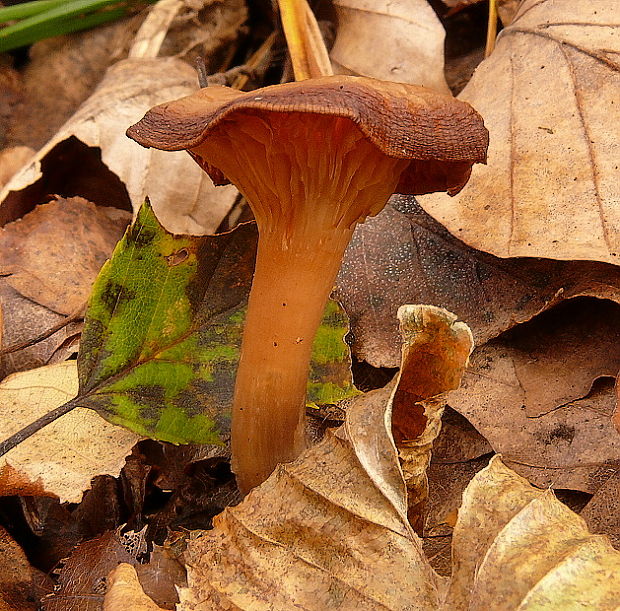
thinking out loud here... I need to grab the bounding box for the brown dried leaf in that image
[581,469,620,549]
[134,545,186,610]
[391,306,473,532]
[0,526,36,611]
[336,196,620,367]
[0,362,140,503]
[104,565,165,611]
[0,197,130,315]
[446,456,620,610]
[419,0,620,263]
[0,284,79,379]
[447,302,620,493]
[331,0,449,92]
[0,57,237,235]
[42,528,147,611]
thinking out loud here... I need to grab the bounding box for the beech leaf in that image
[175,307,620,609]
[330,0,449,93]
[419,0,620,263]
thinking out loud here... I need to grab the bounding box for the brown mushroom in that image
[127,75,488,493]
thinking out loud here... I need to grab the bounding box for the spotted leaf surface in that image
[78,200,256,444]
[78,201,357,444]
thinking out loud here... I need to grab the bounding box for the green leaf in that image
[77,200,358,444]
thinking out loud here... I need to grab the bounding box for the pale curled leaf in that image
[0,361,140,503]
[447,457,620,610]
[0,58,237,235]
[104,565,165,611]
[175,307,620,609]
[419,0,620,263]
[331,0,449,93]
[392,306,473,530]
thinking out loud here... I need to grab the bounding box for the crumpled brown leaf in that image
[170,307,620,610]
[419,0,620,264]
[330,0,449,92]
[447,302,620,493]
[581,469,620,549]
[42,528,148,611]
[336,196,620,368]
[0,0,247,235]
[0,197,130,315]
[0,361,140,503]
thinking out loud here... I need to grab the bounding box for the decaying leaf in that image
[104,565,165,611]
[391,306,473,531]
[0,146,33,190]
[581,469,620,549]
[447,302,620,493]
[176,318,620,610]
[419,0,620,263]
[330,0,449,92]
[42,528,148,611]
[0,526,36,611]
[0,197,130,315]
[0,58,237,235]
[0,361,140,503]
[0,283,80,379]
[336,196,620,368]
[77,201,358,444]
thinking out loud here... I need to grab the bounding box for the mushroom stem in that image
[232,225,354,493]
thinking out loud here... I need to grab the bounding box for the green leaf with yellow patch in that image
[77,200,358,445]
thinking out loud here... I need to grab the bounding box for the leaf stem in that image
[0,399,79,458]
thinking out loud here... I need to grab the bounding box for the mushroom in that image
[127,75,488,493]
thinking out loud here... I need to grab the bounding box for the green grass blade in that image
[0,7,127,53]
[0,0,68,24]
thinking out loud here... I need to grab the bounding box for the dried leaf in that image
[419,0,620,263]
[104,565,165,611]
[447,456,620,610]
[0,197,130,315]
[447,302,620,493]
[331,0,449,92]
[391,306,473,531]
[581,469,620,549]
[336,196,620,367]
[42,528,148,611]
[0,361,140,503]
[0,526,36,611]
[0,58,237,235]
[175,319,620,609]
[0,284,79,379]
[77,201,358,444]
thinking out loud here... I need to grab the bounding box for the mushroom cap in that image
[127,75,488,196]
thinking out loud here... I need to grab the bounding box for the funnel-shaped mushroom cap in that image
[127,75,488,197]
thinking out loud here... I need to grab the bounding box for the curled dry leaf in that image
[0,361,140,503]
[581,469,620,549]
[177,395,620,607]
[447,301,620,493]
[419,0,620,263]
[336,196,620,368]
[0,197,130,315]
[390,305,473,531]
[104,565,165,611]
[0,146,34,190]
[330,0,449,92]
[0,59,237,235]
